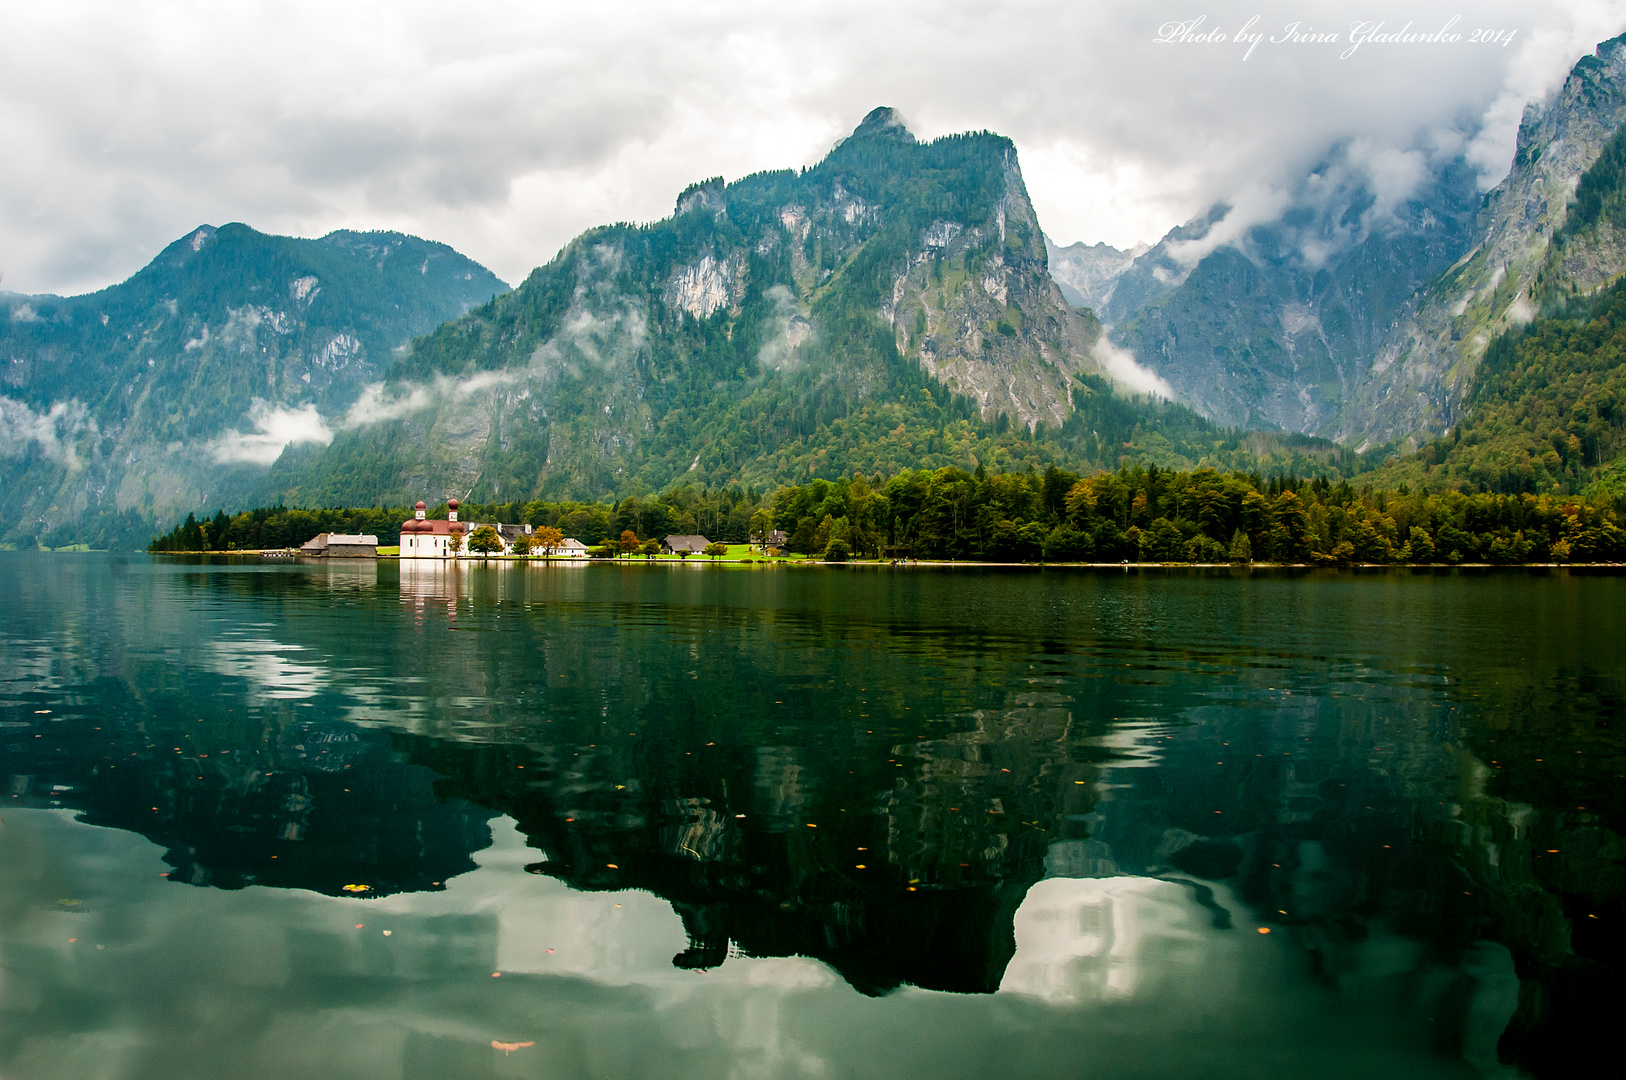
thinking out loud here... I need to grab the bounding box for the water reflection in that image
[1,555,1623,1077]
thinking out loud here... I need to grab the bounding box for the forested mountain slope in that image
[1368,274,1626,497]
[261,110,1367,513]
[0,225,507,547]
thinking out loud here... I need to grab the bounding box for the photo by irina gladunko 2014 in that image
[4,3,1626,1079]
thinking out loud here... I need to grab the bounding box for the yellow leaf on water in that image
[491,1041,535,1053]
[342,884,371,893]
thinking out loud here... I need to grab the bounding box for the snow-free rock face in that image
[890,151,1102,431]
[1331,34,1626,447]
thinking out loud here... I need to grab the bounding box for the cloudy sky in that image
[2,0,1623,296]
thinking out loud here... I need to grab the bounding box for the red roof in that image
[400,519,465,535]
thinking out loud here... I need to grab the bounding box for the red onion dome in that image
[415,501,427,510]
[447,498,460,511]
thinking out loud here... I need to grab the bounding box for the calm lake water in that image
[1,554,1622,1079]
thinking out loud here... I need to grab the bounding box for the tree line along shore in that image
[148,464,1626,565]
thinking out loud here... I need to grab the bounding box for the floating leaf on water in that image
[491,1041,534,1053]
[342,884,371,893]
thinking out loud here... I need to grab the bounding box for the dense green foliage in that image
[148,506,411,552]
[154,462,1626,563]
[764,466,1625,563]
[1374,277,1626,496]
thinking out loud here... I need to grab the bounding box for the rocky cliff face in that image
[1331,35,1626,447]
[0,225,506,546]
[891,149,1102,430]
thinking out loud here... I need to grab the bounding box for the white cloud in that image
[0,396,93,467]
[208,401,333,465]
[1091,337,1175,400]
[342,381,435,427]
[0,2,1619,295]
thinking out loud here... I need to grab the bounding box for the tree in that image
[619,529,640,556]
[468,525,504,555]
[448,530,464,556]
[823,538,851,562]
[533,526,564,556]
[640,538,663,559]
[704,542,727,559]
[749,509,772,545]
[1228,529,1252,563]
[510,533,533,557]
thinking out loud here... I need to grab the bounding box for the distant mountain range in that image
[8,34,1626,547]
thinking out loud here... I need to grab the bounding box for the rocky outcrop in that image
[892,153,1103,430]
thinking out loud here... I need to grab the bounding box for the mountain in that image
[1367,256,1626,499]
[1332,34,1626,448]
[260,109,1234,509]
[1099,151,1482,435]
[0,225,508,547]
[1044,237,1145,312]
[7,111,1375,546]
[1082,33,1626,455]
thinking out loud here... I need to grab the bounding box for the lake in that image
[1,554,1621,1079]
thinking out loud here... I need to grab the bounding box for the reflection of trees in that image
[404,707,1100,995]
[7,562,1626,1075]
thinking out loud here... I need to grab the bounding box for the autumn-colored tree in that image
[533,526,564,556]
[618,529,639,556]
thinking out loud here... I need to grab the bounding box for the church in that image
[398,499,466,559]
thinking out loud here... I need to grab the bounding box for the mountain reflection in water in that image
[1,554,1622,1079]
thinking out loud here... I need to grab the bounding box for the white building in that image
[399,498,588,560]
[398,499,466,559]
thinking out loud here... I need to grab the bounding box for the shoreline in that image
[128,551,1626,570]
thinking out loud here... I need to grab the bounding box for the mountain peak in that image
[851,106,914,142]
